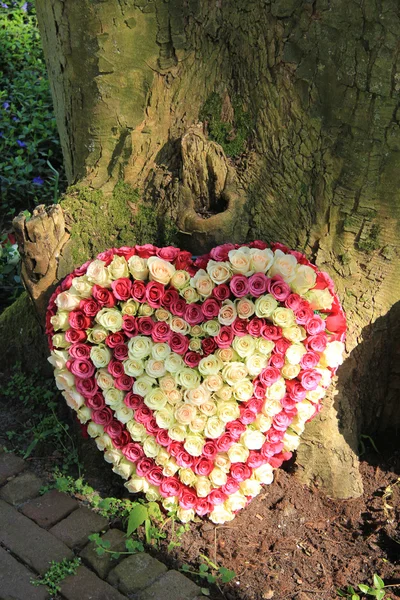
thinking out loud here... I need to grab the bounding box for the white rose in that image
[191,269,214,297]
[50,311,70,331]
[133,375,156,396]
[320,341,345,369]
[304,288,334,311]
[268,249,297,282]
[96,308,123,333]
[128,255,148,280]
[55,291,81,311]
[228,247,253,275]
[239,478,262,497]
[290,264,317,295]
[254,294,278,318]
[209,504,234,524]
[77,406,92,423]
[113,458,135,479]
[253,463,274,484]
[148,256,175,285]
[70,276,93,298]
[90,345,112,368]
[250,248,274,272]
[86,259,112,287]
[54,368,75,391]
[115,406,134,424]
[48,349,69,370]
[108,255,129,279]
[206,260,232,284]
[62,389,85,410]
[241,429,266,450]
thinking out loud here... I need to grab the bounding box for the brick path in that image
[0,451,202,600]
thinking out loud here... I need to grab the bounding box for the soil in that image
[0,379,399,600]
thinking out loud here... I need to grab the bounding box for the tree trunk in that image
[11,0,400,498]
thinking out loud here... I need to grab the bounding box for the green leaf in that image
[351,594,360,600]
[219,567,236,583]
[206,574,216,584]
[181,564,190,572]
[127,505,148,537]
[111,553,120,560]
[201,588,210,596]
[23,438,38,458]
[358,584,370,593]
[95,547,105,557]
[373,575,385,590]
[375,591,385,600]
[199,564,209,573]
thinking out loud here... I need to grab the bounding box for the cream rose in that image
[113,458,135,480]
[250,247,274,272]
[86,259,111,287]
[198,400,217,417]
[143,436,161,458]
[87,422,104,438]
[320,341,345,369]
[228,247,253,275]
[121,299,139,316]
[253,463,274,484]
[168,424,187,442]
[159,375,177,392]
[155,408,175,429]
[175,403,197,425]
[108,255,129,279]
[48,349,69,370]
[95,433,113,451]
[184,385,211,406]
[281,363,301,379]
[132,375,156,397]
[182,287,200,303]
[304,288,334,311]
[201,320,220,337]
[179,468,197,486]
[164,353,185,374]
[77,406,91,423]
[272,307,295,328]
[144,388,168,410]
[115,406,134,424]
[285,343,307,365]
[148,256,175,285]
[239,479,262,497]
[62,389,85,410]
[282,325,306,343]
[218,300,237,326]
[228,443,249,463]
[268,249,297,282]
[209,467,227,487]
[55,291,81,311]
[126,420,147,441]
[90,345,112,368]
[169,316,190,335]
[54,368,75,391]
[222,362,248,385]
[209,504,234,524]
[128,335,153,359]
[214,453,231,472]
[236,297,255,319]
[123,358,144,378]
[254,294,278,318]
[203,374,223,392]
[232,335,257,358]
[146,359,166,378]
[195,477,212,497]
[225,491,247,512]
[87,324,108,344]
[96,368,115,390]
[128,255,148,280]
[70,276,93,298]
[177,368,201,389]
[191,269,214,297]
[204,416,225,439]
[262,397,283,417]
[206,260,232,284]
[138,303,154,317]
[50,311,69,331]
[155,308,170,322]
[241,429,266,450]
[125,475,149,494]
[233,379,254,402]
[177,508,195,523]
[104,448,123,465]
[96,308,123,333]
[290,264,317,295]
[198,354,223,376]
[257,338,275,356]
[246,353,268,377]
[171,270,190,290]
[184,434,205,457]
[104,388,124,409]
[217,401,240,423]
[188,414,207,433]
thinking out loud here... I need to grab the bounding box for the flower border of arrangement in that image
[46,241,346,524]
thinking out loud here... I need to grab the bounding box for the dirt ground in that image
[0,380,399,600]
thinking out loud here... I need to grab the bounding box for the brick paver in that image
[0,470,43,505]
[80,528,127,578]
[50,506,109,549]
[133,569,201,600]
[0,498,73,574]
[21,489,78,528]
[0,451,25,484]
[0,546,49,600]
[60,564,126,600]
[107,552,168,595]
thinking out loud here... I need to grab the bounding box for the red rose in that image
[146,418,160,435]
[174,250,193,271]
[135,405,153,424]
[247,317,265,337]
[113,431,131,449]
[239,407,257,425]
[230,274,250,298]
[295,306,314,325]
[162,289,179,310]
[249,240,269,250]
[92,285,116,307]
[170,332,189,355]
[135,244,157,258]
[179,488,197,509]
[131,280,146,302]
[232,318,248,337]
[122,315,138,337]
[151,321,170,343]
[106,332,125,348]
[260,324,282,340]
[230,463,252,482]
[96,249,114,265]
[286,380,307,402]
[80,298,99,317]
[111,278,132,301]
[193,254,210,270]
[136,457,154,476]
[114,246,136,259]
[75,376,98,398]
[137,316,154,336]
[201,298,220,319]
[168,441,182,458]
[268,277,291,301]
[253,380,267,399]
[246,397,263,414]
[68,311,92,331]
[184,304,204,326]
[85,392,105,410]
[184,351,202,368]
[145,281,164,308]
[274,338,291,355]
[73,260,92,276]
[65,329,87,343]
[115,374,134,391]
[170,298,186,317]
[280,395,297,410]
[91,407,113,425]
[269,451,292,468]
[201,337,217,356]
[212,284,231,301]
[113,344,129,361]
[209,243,236,261]
[215,326,234,349]
[305,315,326,335]
[124,392,144,409]
[105,420,124,439]
[61,274,74,291]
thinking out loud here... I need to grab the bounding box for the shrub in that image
[0,1,65,227]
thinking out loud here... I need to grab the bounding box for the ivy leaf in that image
[127,505,148,537]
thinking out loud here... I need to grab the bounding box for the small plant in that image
[181,554,236,596]
[359,434,379,456]
[337,574,394,600]
[2,365,81,473]
[31,557,81,597]
[88,532,144,558]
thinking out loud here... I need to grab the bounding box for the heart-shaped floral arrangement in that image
[46,241,346,524]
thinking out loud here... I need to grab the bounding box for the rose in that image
[181,286,199,304]
[299,369,322,390]
[201,298,220,319]
[143,437,161,458]
[91,407,113,426]
[152,322,171,343]
[255,294,278,318]
[305,333,328,353]
[260,324,281,340]
[170,270,190,290]
[86,260,112,287]
[69,359,95,379]
[184,351,201,368]
[227,442,249,463]
[212,284,231,301]
[80,299,99,317]
[209,467,227,487]
[206,260,232,284]
[50,311,70,331]
[319,341,345,369]
[228,247,252,275]
[159,477,181,497]
[169,332,189,355]
[71,276,93,298]
[106,331,125,347]
[290,264,317,295]
[250,247,274,272]
[115,374,134,391]
[198,354,222,376]
[269,277,291,301]
[55,291,81,311]
[272,307,295,328]
[65,329,87,344]
[221,361,248,385]
[230,274,250,298]
[236,298,255,320]
[133,375,156,397]
[148,256,176,285]
[183,434,205,457]
[155,308,169,322]
[191,269,214,297]
[239,479,262,497]
[209,243,236,261]
[230,462,252,482]
[215,326,234,349]
[128,255,149,280]
[96,308,123,333]
[110,278,132,301]
[232,379,254,402]
[113,344,128,361]
[63,389,85,410]
[184,303,204,326]
[269,250,297,282]
[248,273,268,297]
[162,289,179,310]
[232,334,256,358]
[125,475,149,493]
[90,345,111,368]
[282,325,306,343]
[304,288,334,311]
[48,349,69,369]
[209,505,234,524]
[281,363,300,379]
[179,488,197,509]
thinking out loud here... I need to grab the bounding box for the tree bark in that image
[14,0,399,498]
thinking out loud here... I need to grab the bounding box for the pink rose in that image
[146,418,160,436]
[285,293,302,311]
[212,284,231,301]
[259,366,281,387]
[266,428,285,443]
[202,441,217,459]
[268,277,291,301]
[231,318,248,337]
[193,457,214,476]
[208,489,228,505]
[136,457,154,476]
[69,343,91,359]
[295,306,314,325]
[176,451,194,468]
[159,477,181,497]
[135,405,153,424]
[314,270,335,292]
[273,411,293,431]
[300,351,320,369]
[70,359,95,379]
[253,380,267,399]
[286,380,307,402]
[111,278,132,301]
[168,441,182,458]
[274,338,291,355]
[305,315,326,335]
[246,397,263,414]
[105,420,124,439]
[209,243,236,261]
[114,246,136,259]
[268,354,284,369]
[226,420,246,440]
[271,242,289,253]
[249,240,269,250]
[194,254,210,270]
[170,298,186,317]
[247,451,265,469]
[239,407,257,425]
[113,344,129,361]
[184,304,204,326]
[151,321,171,343]
[248,273,268,297]
[61,274,74,291]
[201,298,221,319]
[269,451,292,469]
[146,466,164,486]
[179,488,197,509]
[260,324,282,341]
[91,407,113,425]
[299,369,322,391]
[215,433,234,452]
[74,260,92,276]
[221,477,240,495]
[96,249,114,265]
[230,274,250,298]
[195,498,212,516]
[113,431,132,449]
[230,463,252,482]
[122,442,144,463]
[215,326,234,349]
[162,289,179,310]
[280,395,297,410]
[131,280,146,302]
[156,246,180,262]
[85,392,105,410]
[124,392,144,410]
[80,298,99,317]
[105,332,125,348]
[92,285,116,307]
[156,429,170,447]
[305,333,328,353]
